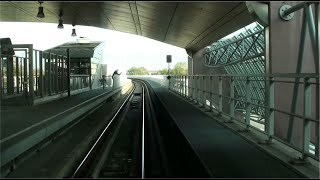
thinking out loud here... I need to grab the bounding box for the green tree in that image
[127,66,149,75]
[158,68,168,75]
[172,62,187,75]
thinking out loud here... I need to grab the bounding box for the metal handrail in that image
[169,74,319,162]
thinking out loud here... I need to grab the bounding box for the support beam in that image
[283,2,314,17]
[287,9,307,143]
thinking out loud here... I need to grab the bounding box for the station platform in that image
[1,87,112,140]
[145,79,305,178]
[0,86,122,170]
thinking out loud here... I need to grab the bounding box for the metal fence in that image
[169,73,319,161]
[1,44,91,105]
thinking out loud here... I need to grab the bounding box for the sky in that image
[0,22,188,72]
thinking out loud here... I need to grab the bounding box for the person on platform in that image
[112,69,122,90]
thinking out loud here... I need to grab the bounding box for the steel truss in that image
[205,23,266,123]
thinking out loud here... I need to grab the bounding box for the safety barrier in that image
[169,73,319,162]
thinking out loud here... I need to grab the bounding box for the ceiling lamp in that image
[57,11,64,29]
[37,1,45,18]
[71,25,77,37]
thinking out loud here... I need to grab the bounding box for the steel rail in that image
[71,85,135,177]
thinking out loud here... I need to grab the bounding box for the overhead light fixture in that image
[71,25,77,37]
[37,1,45,18]
[57,11,64,29]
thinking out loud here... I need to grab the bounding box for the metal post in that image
[168,63,171,90]
[197,76,200,104]
[176,76,178,93]
[191,76,194,100]
[58,55,61,92]
[315,1,320,158]
[245,77,252,129]
[184,76,187,97]
[194,76,196,102]
[0,49,2,101]
[218,76,222,115]
[16,57,19,93]
[202,76,206,106]
[55,54,58,94]
[35,51,38,96]
[229,77,235,121]
[185,76,187,97]
[207,76,210,108]
[283,2,314,17]
[20,58,23,93]
[39,51,43,97]
[61,56,64,92]
[210,76,213,111]
[198,76,201,105]
[189,76,192,98]
[7,56,14,95]
[89,61,92,90]
[186,76,189,98]
[181,76,183,95]
[28,45,34,106]
[302,77,311,160]
[265,76,275,141]
[48,53,52,95]
[305,5,317,57]
[177,76,179,93]
[67,49,70,97]
[24,56,28,99]
[178,76,179,93]
[193,76,195,101]
[179,76,182,95]
[287,9,308,143]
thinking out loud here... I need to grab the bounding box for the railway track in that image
[70,79,209,178]
[70,80,166,178]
